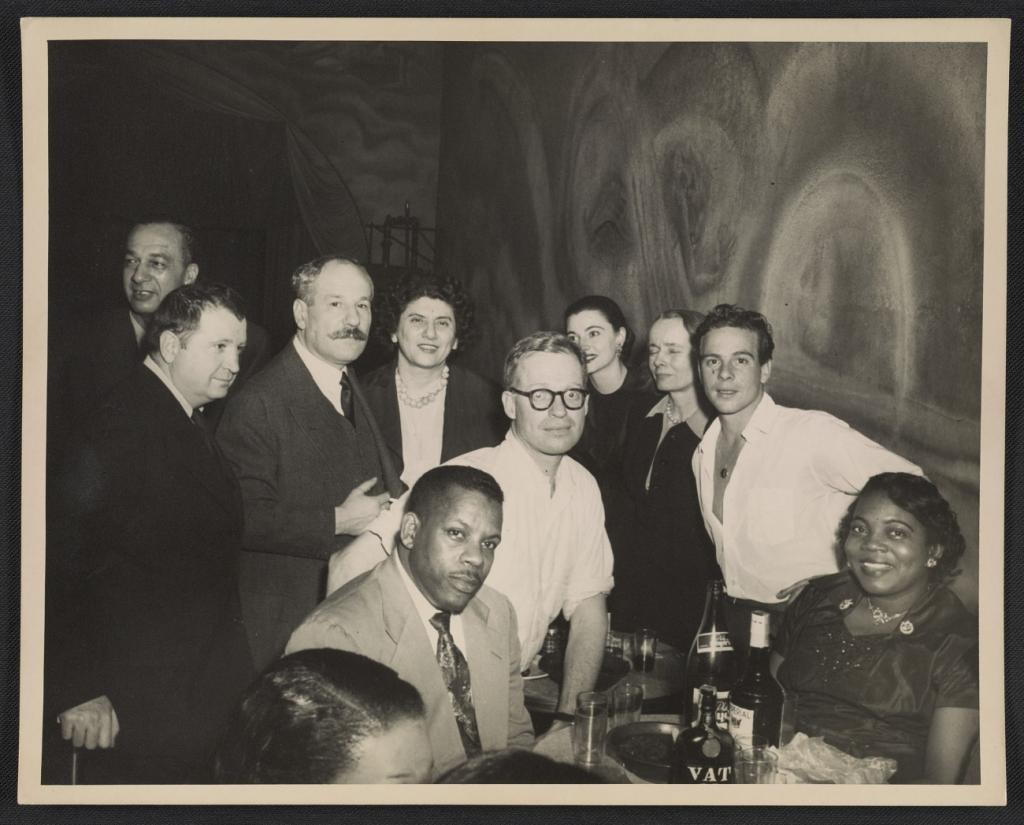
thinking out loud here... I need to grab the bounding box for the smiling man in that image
[329,332,615,715]
[692,304,922,654]
[216,255,404,673]
[60,220,270,429]
[287,465,533,777]
[52,284,254,783]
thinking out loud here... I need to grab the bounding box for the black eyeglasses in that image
[507,387,589,411]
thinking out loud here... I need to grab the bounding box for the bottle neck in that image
[743,644,771,675]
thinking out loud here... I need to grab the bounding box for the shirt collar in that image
[738,392,778,443]
[502,427,573,490]
[393,551,446,624]
[645,393,698,422]
[128,310,146,346]
[293,334,348,400]
[144,355,193,418]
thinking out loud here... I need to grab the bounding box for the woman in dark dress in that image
[620,309,719,647]
[564,296,654,628]
[772,473,978,783]
[361,273,506,488]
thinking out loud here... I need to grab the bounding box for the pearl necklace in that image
[396,366,449,409]
[664,398,682,427]
[865,597,907,626]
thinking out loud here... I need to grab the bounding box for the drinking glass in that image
[611,682,644,727]
[572,691,609,766]
[734,735,779,784]
[633,628,658,672]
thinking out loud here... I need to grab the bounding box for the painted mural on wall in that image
[437,42,986,604]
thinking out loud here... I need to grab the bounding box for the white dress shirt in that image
[292,335,349,417]
[693,393,922,604]
[144,355,193,418]
[332,430,615,669]
[393,550,467,654]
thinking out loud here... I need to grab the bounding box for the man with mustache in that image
[287,465,533,777]
[692,304,922,654]
[217,255,404,672]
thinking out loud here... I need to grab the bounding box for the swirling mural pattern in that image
[437,42,985,606]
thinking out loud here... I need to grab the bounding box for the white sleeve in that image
[325,492,407,595]
[810,414,923,493]
[561,478,615,620]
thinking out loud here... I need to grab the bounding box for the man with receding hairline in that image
[60,218,270,428]
[217,254,404,673]
[287,465,533,777]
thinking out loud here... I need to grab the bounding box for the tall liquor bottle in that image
[728,610,784,746]
[670,684,736,784]
[685,579,737,726]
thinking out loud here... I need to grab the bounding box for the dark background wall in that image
[436,42,985,607]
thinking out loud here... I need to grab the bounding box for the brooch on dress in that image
[839,599,854,610]
[899,620,914,635]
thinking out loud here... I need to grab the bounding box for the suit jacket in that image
[360,361,507,480]
[53,304,271,452]
[286,554,534,776]
[50,365,253,781]
[216,342,404,671]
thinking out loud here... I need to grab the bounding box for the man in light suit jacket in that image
[286,465,534,777]
[217,255,404,672]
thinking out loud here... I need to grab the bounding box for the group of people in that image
[44,217,978,786]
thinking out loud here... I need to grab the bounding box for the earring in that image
[926,557,937,568]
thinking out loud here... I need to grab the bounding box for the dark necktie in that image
[339,371,355,425]
[191,408,216,454]
[429,611,481,757]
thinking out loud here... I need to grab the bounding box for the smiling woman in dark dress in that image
[619,309,718,645]
[771,473,978,784]
[564,295,654,629]
[362,273,506,489]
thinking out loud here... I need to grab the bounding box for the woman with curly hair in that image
[771,472,978,783]
[361,272,506,488]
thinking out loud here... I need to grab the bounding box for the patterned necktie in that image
[339,371,355,425]
[429,611,481,757]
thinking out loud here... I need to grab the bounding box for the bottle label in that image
[701,739,721,758]
[692,688,731,728]
[696,632,734,653]
[729,703,755,740]
[684,765,734,783]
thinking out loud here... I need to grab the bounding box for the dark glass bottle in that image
[728,610,784,746]
[670,684,736,784]
[685,580,737,726]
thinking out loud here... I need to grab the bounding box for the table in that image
[534,713,680,784]
[523,637,686,714]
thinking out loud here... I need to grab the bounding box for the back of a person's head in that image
[215,649,425,783]
[435,749,606,784]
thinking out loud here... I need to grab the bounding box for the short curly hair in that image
[694,303,775,364]
[375,272,476,353]
[837,472,966,582]
[563,294,636,361]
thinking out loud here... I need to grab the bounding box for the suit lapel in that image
[137,369,240,515]
[462,594,507,751]
[367,366,404,469]
[348,371,405,498]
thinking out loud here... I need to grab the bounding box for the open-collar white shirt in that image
[693,393,922,604]
[333,429,615,670]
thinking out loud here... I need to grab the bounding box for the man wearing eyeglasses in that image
[327,332,614,714]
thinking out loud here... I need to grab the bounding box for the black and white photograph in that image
[17,16,1009,805]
